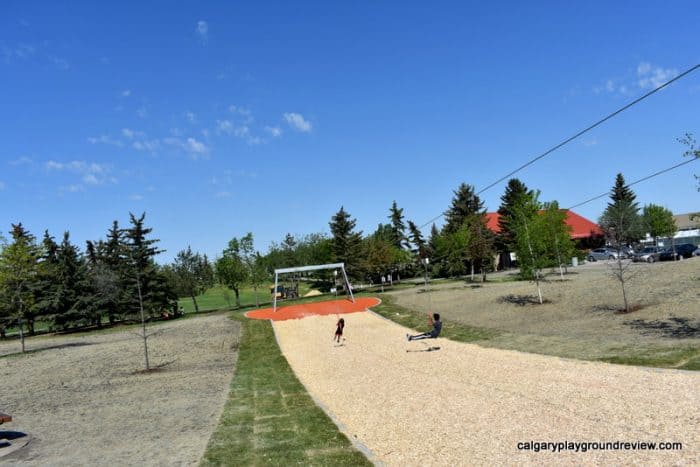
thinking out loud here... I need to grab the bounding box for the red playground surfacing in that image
[246,297,381,321]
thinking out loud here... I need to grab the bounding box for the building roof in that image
[673,213,700,231]
[484,210,602,239]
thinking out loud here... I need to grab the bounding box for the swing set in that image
[272,262,355,312]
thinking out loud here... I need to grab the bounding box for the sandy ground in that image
[388,258,700,360]
[0,313,240,466]
[274,311,699,466]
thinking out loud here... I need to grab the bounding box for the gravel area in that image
[274,311,699,466]
[0,313,240,466]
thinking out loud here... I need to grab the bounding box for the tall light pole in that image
[423,257,433,312]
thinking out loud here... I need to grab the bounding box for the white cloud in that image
[129,194,143,201]
[62,184,85,193]
[132,139,160,152]
[46,160,112,186]
[9,156,33,166]
[2,43,35,60]
[121,128,144,139]
[164,136,210,158]
[88,135,123,147]
[283,112,312,132]
[186,137,208,154]
[196,20,208,42]
[265,126,282,137]
[637,62,678,90]
[217,119,235,134]
[46,160,64,170]
[184,111,197,123]
[122,89,131,97]
[83,174,99,185]
[0,181,5,190]
[137,106,148,118]
[216,191,232,198]
[51,57,69,70]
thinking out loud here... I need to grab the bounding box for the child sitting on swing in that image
[407,313,442,341]
[334,317,345,343]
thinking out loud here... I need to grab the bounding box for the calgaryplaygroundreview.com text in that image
[517,440,683,453]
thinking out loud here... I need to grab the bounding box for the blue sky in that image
[2,1,699,262]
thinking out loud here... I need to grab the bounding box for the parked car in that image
[632,246,663,263]
[659,243,697,261]
[587,247,626,261]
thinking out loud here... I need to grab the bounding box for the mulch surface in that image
[245,297,381,321]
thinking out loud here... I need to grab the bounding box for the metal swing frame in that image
[272,262,354,312]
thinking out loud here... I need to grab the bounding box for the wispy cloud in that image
[283,112,312,132]
[88,134,123,147]
[196,20,208,42]
[132,139,160,152]
[215,191,232,198]
[594,62,679,96]
[265,126,282,137]
[164,136,210,158]
[9,156,33,166]
[121,128,144,139]
[637,62,678,90]
[46,160,115,187]
[1,43,36,61]
[121,89,131,97]
[217,119,265,145]
[184,111,197,123]
[60,184,85,193]
[129,194,143,201]
[51,57,70,70]
[0,181,5,190]
[137,106,148,118]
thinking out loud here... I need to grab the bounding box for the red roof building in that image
[484,210,602,239]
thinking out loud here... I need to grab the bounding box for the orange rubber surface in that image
[245,297,381,321]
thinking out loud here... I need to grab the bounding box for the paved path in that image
[273,311,699,466]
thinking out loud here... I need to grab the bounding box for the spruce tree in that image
[30,231,60,333]
[407,220,427,258]
[53,232,87,329]
[329,206,363,277]
[610,173,637,205]
[443,183,484,234]
[496,178,532,253]
[388,201,407,249]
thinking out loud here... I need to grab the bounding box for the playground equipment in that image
[272,262,354,312]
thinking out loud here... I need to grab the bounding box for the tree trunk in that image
[28,318,35,336]
[234,287,240,308]
[18,316,25,353]
[191,294,199,313]
[254,285,259,308]
[535,273,543,304]
[470,263,475,281]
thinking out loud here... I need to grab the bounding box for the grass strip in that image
[200,313,371,466]
[372,294,500,342]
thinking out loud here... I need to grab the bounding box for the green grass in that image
[373,294,500,342]
[201,313,372,466]
[598,346,700,370]
[178,283,315,313]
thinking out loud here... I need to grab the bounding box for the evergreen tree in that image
[443,183,484,234]
[388,201,407,249]
[599,175,642,313]
[53,232,88,329]
[123,213,171,319]
[407,220,427,259]
[496,178,532,253]
[427,223,440,259]
[103,221,127,323]
[610,173,637,205]
[463,214,496,282]
[30,231,60,333]
[281,233,297,267]
[77,240,120,328]
[329,207,363,277]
